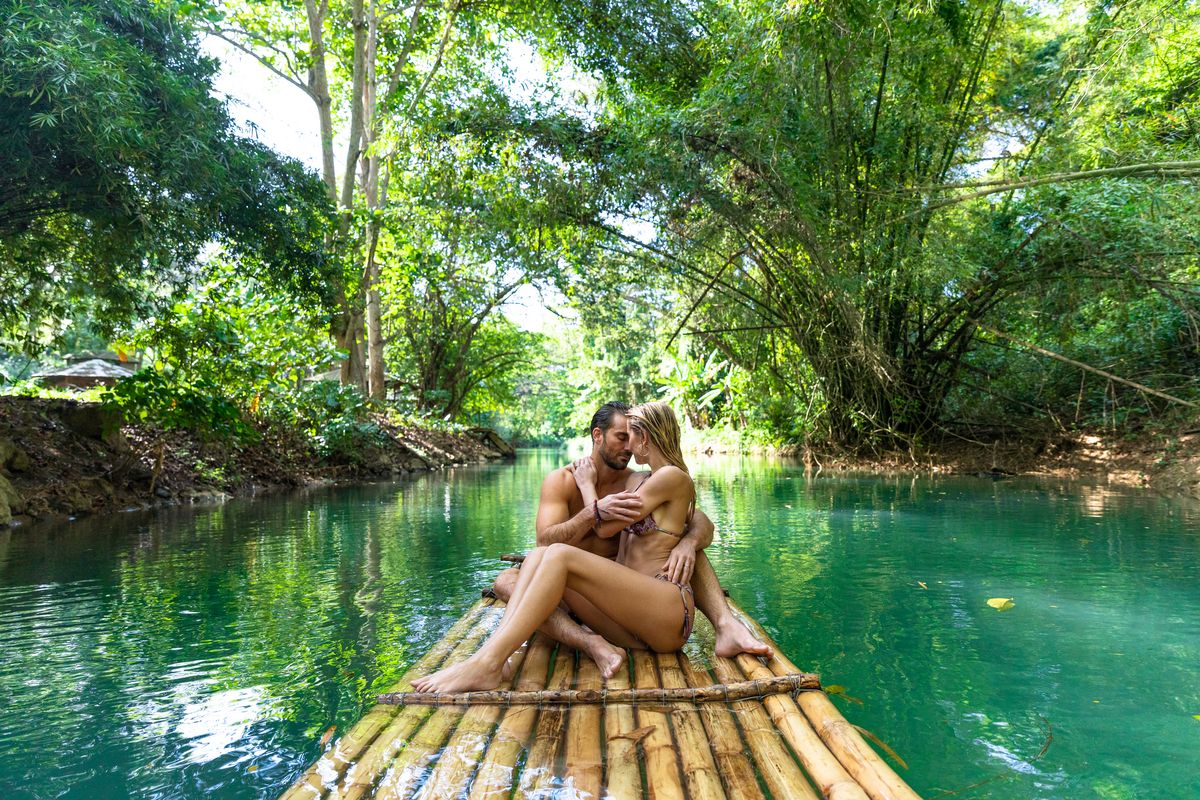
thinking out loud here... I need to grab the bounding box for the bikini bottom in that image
[654,572,695,643]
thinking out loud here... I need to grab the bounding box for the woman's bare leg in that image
[413,545,685,693]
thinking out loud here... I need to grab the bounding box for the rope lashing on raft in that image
[377,672,820,707]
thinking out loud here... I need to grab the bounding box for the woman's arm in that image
[592,467,691,539]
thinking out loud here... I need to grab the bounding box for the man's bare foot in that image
[582,634,626,681]
[412,654,504,694]
[714,620,773,659]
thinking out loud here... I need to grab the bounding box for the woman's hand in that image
[662,537,697,585]
[571,457,598,492]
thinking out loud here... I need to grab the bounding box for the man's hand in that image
[596,492,643,524]
[662,537,698,585]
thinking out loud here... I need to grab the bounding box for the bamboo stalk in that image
[735,654,869,800]
[680,658,766,800]
[564,656,604,798]
[514,646,576,797]
[412,642,532,799]
[632,649,686,800]
[656,653,726,800]
[277,599,493,800]
[603,652,643,800]
[729,606,923,800]
[467,637,554,800]
[331,602,504,800]
[378,672,819,706]
[710,655,819,800]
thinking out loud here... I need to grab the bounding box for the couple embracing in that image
[415,401,769,694]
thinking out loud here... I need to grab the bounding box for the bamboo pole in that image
[656,653,726,800]
[564,656,604,798]
[514,646,575,797]
[378,673,819,706]
[277,599,493,800]
[729,606,923,800]
[412,641,532,799]
[680,658,767,800]
[331,602,503,800]
[632,649,686,800]
[603,652,643,800]
[734,654,869,800]
[467,637,554,800]
[710,655,819,800]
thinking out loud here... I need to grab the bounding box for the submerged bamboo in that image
[657,652,726,800]
[378,672,818,706]
[633,650,686,800]
[736,654,868,800]
[412,643,531,799]
[336,603,503,800]
[466,636,554,800]
[711,655,819,800]
[514,646,575,798]
[277,599,494,800]
[730,605,923,800]
[602,655,643,799]
[680,658,767,800]
[564,656,604,798]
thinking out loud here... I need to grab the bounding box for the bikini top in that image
[618,472,693,539]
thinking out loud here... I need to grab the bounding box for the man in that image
[491,401,770,678]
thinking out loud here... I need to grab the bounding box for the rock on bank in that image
[0,396,514,527]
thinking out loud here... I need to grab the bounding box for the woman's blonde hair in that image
[627,401,688,474]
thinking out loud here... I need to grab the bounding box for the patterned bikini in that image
[619,475,695,643]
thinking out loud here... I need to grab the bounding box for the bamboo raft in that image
[278,596,923,800]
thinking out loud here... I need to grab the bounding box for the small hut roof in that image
[35,359,136,379]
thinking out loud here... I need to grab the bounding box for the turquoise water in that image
[0,450,1198,799]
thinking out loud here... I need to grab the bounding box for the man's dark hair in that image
[588,401,630,436]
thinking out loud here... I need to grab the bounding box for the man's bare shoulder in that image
[542,466,578,496]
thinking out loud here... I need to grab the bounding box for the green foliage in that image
[0,0,334,351]
[104,369,253,441]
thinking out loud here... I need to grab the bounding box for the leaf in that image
[247,765,258,773]
[987,597,1015,611]
[613,725,656,744]
[826,685,864,704]
[319,726,337,748]
[1193,715,1200,721]
[917,581,928,590]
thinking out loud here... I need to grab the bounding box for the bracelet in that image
[593,499,603,524]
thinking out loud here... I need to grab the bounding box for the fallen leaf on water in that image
[986,597,1015,611]
[826,685,864,704]
[247,765,258,774]
[917,581,928,590]
[319,726,337,748]
[1193,715,1200,721]
[613,725,655,744]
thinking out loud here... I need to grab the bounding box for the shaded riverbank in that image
[0,396,513,526]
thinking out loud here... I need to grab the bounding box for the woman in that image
[413,402,696,694]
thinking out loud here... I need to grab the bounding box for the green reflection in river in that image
[1,451,1198,799]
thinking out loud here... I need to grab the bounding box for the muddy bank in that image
[783,425,1200,500]
[0,396,514,526]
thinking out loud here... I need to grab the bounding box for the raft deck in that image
[279,597,923,800]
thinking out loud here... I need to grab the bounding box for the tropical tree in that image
[0,0,333,351]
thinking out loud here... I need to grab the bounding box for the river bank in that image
[787,424,1200,500]
[0,395,514,526]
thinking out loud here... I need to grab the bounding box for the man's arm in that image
[535,469,595,547]
[661,509,715,585]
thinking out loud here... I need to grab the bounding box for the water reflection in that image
[0,454,1197,799]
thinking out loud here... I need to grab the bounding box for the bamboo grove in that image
[2,0,1198,447]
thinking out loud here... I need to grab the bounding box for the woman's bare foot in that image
[412,654,504,694]
[714,620,773,659]
[583,634,626,681]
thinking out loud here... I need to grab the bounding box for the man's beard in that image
[600,449,631,470]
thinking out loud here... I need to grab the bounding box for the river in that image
[1,450,1197,799]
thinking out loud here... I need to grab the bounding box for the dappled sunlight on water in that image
[0,451,1197,798]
